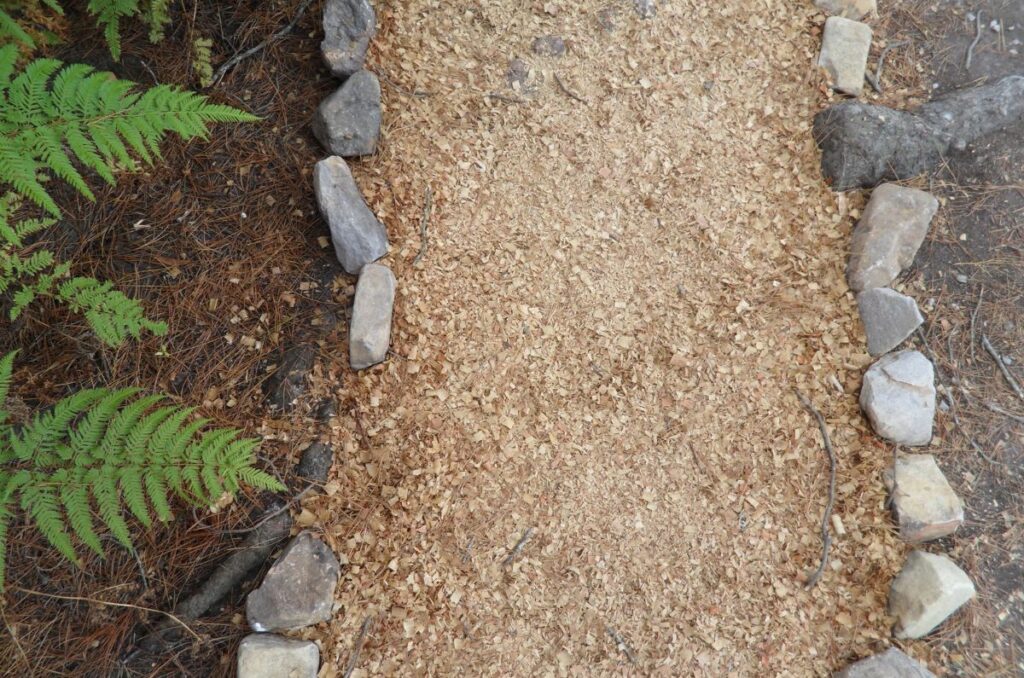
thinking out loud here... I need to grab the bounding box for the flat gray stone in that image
[857,288,924,356]
[312,70,381,157]
[237,634,319,678]
[634,0,656,19]
[350,263,395,370]
[848,184,939,292]
[296,442,334,486]
[818,16,872,96]
[860,350,935,446]
[246,532,340,632]
[532,35,565,57]
[884,454,964,543]
[314,156,388,275]
[834,647,936,678]
[815,0,877,21]
[888,551,975,639]
[321,0,376,79]
[263,344,317,412]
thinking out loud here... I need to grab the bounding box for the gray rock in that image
[296,442,334,485]
[246,532,340,632]
[860,350,935,446]
[350,263,395,370]
[818,17,872,97]
[884,454,964,543]
[312,70,381,158]
[634,0,656,19]
[313,156,388,275]
[264,344,317,412]
[857,288,924,356]
[888,551,976,639]
[507,58,529,89]
[321,0,376,79]
[834,648,936,678]
[814,0,877,21]
[237,634,319,678]
[813,76,1024,190]
[319,0,376,78]
[847,184,938,292]
[532,35,566,57]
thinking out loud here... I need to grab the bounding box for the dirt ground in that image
[2,1,1022,676]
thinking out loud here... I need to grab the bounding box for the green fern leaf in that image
[91,470,133,550]
[119,465,150,527]
[143,468,171,521]
[1,57,258,214]
[21,484,79,564]
[60,481,103,557]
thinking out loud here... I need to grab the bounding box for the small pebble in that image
[955,273,968,283]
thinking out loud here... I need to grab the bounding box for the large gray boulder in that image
[237,634,319,678]
[321,0,376,79]
[857,288,924,356]
[312,70,381,158]
[246,532,340,632]
[350,263,396,370]
[818,17,872,97]
[888,551,975,639]
[834,647,936,677]
[847,184,938,292]
[314,156,388,275]
[884,454,964,543]
[814,76,1024,189]
[860,350,935,446]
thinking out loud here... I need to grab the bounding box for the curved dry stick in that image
[209,0,315,87]
[795,390,836,590]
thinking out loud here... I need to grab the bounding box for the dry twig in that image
[209,0,315,87]
[554,73,588,105]
[606,625,637,664]
[343,616,374,678]
[413,187,433,266]
[794,390,836,590]
[13,588,201,641]
[970,286,984,363]
[965,10,984,71]
[485,92,527,105]
[502,527,535,566]
[865,40,909,94]
[981,335,1024,401]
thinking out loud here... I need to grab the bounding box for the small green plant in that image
[192,36,213,88]
[1,194,167,345]
[0,0,63,51]
[0,350,286,587]
[0,45,259,216]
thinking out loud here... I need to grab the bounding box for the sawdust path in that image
[312,2,906,675]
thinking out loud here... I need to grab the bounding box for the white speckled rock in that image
[818,17,873,96]
[815,0,877,21]
[237,634,319,678]
[314,156,388,275]
[857,288,924,356]
[350,263,395,370]
[848,184,939,292]
[888,551,975,639]
[860,350,935,446]
[834,647,936,677]
[884,454,964,543]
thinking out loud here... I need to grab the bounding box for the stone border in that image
[237,1,389,675]
[812,1,974,673]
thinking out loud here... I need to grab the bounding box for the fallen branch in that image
[965,10,984,71]
[795,390,836,591]
[502,527,535,566]
[343,616,374,678]
[485,92,527,105]
[981,335,1024,401]
[970,286,984,364]
[606,625,637,664]
[982,399,1024,425]
[209,0,315,87]
[413,186,433,266]
[865,40,909,94]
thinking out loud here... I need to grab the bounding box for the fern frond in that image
[0,373,283,588]
[86,0,140,60]
[1,57,259,215]
[0,9,34,48]
[141,0,170,44]
[58,277,169,345]
[0,349,15,417]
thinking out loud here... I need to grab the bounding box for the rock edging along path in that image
[237,0,392,674]
[812,4,978,673]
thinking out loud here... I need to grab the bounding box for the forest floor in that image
[1,1,1021,676]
